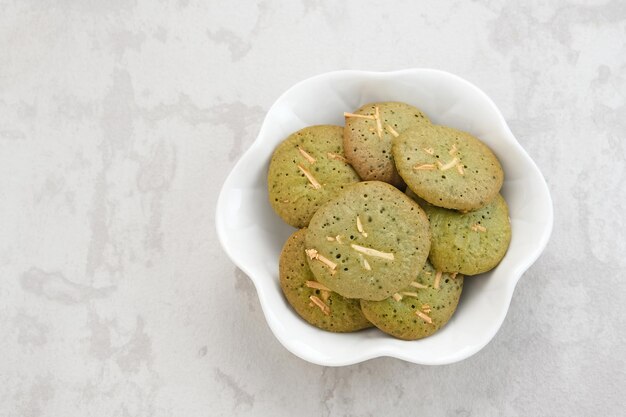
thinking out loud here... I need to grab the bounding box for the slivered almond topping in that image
[421,304,432,313]
[327,152,349,163]
[282,199,290,203]
[335,235,344,244]
[392,293,403,302]
[305,281,331,291]
[309,295,331,315]
[410,281,428,289]
[356,215,368,237]
[437,157,460,171]
[344,112,376,120]
[471,223,487,232]
[385,124,399,137]
[317,254,337,272]
[451,272,458,279]
[413,163,437,171]
[350,244,395,260]
[326,236,335,241]
[456,163,465,175]
[374,105,383,138]
[298,146,316,164]
[401,291,418,298]
[434,270,442,289]
[449,144,458,155]
[423,271,432,276]
[362,258,371,271]
[321,290,330,302]
[423,147,435,155]
[358,254,372,271]
[416,310,433,324]
[298,164,322,189]
[305,248,337,272]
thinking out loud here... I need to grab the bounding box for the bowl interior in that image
[216,69,552,366]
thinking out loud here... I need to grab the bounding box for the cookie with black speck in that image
[268,125,361,228]
[344,102,430,188]
[360,260,464,340]
[408,189,511,275]
[393,124,503,211]
[279,229,372,332]
[304,181,431,301]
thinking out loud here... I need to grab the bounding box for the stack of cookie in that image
[268,102,511,340]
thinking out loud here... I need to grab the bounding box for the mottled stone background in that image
[1,1,624,416]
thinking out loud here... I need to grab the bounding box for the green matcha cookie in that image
[360,261,464,340]
[344,102,430,188]
[393,124,504,211]
[304,181,431,301]
[279,229,372,332]
[409,190,511,275]
[268,125,361,228]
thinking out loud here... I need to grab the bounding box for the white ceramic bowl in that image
[216,69,553,366]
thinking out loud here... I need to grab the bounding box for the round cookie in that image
[409,190,511,275]
[279,229,372,332]
[360,261,464,340]
[268,125,361,228]
[304,181,431,301]
[392,124,504,211]
[344,102,430,188]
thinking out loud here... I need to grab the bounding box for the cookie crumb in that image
[298,146,316,164]
[305,280,331,291]
[451,272,458,279]
[344,112,376,120]
[335,235,344,244]
[449,144,458,155]
[385,124,399,138]
[298,164,322,189]
[434,270,442,289]
[410,281,428,289]
[416,310,433,324]
[423,147,435,155]
[309,295,331,315]
[421,304,432,313]
[392,293,403,302]
[350,244,395,260]
[327,152,349,163]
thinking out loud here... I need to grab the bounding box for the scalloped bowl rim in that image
[216,69,553,366]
